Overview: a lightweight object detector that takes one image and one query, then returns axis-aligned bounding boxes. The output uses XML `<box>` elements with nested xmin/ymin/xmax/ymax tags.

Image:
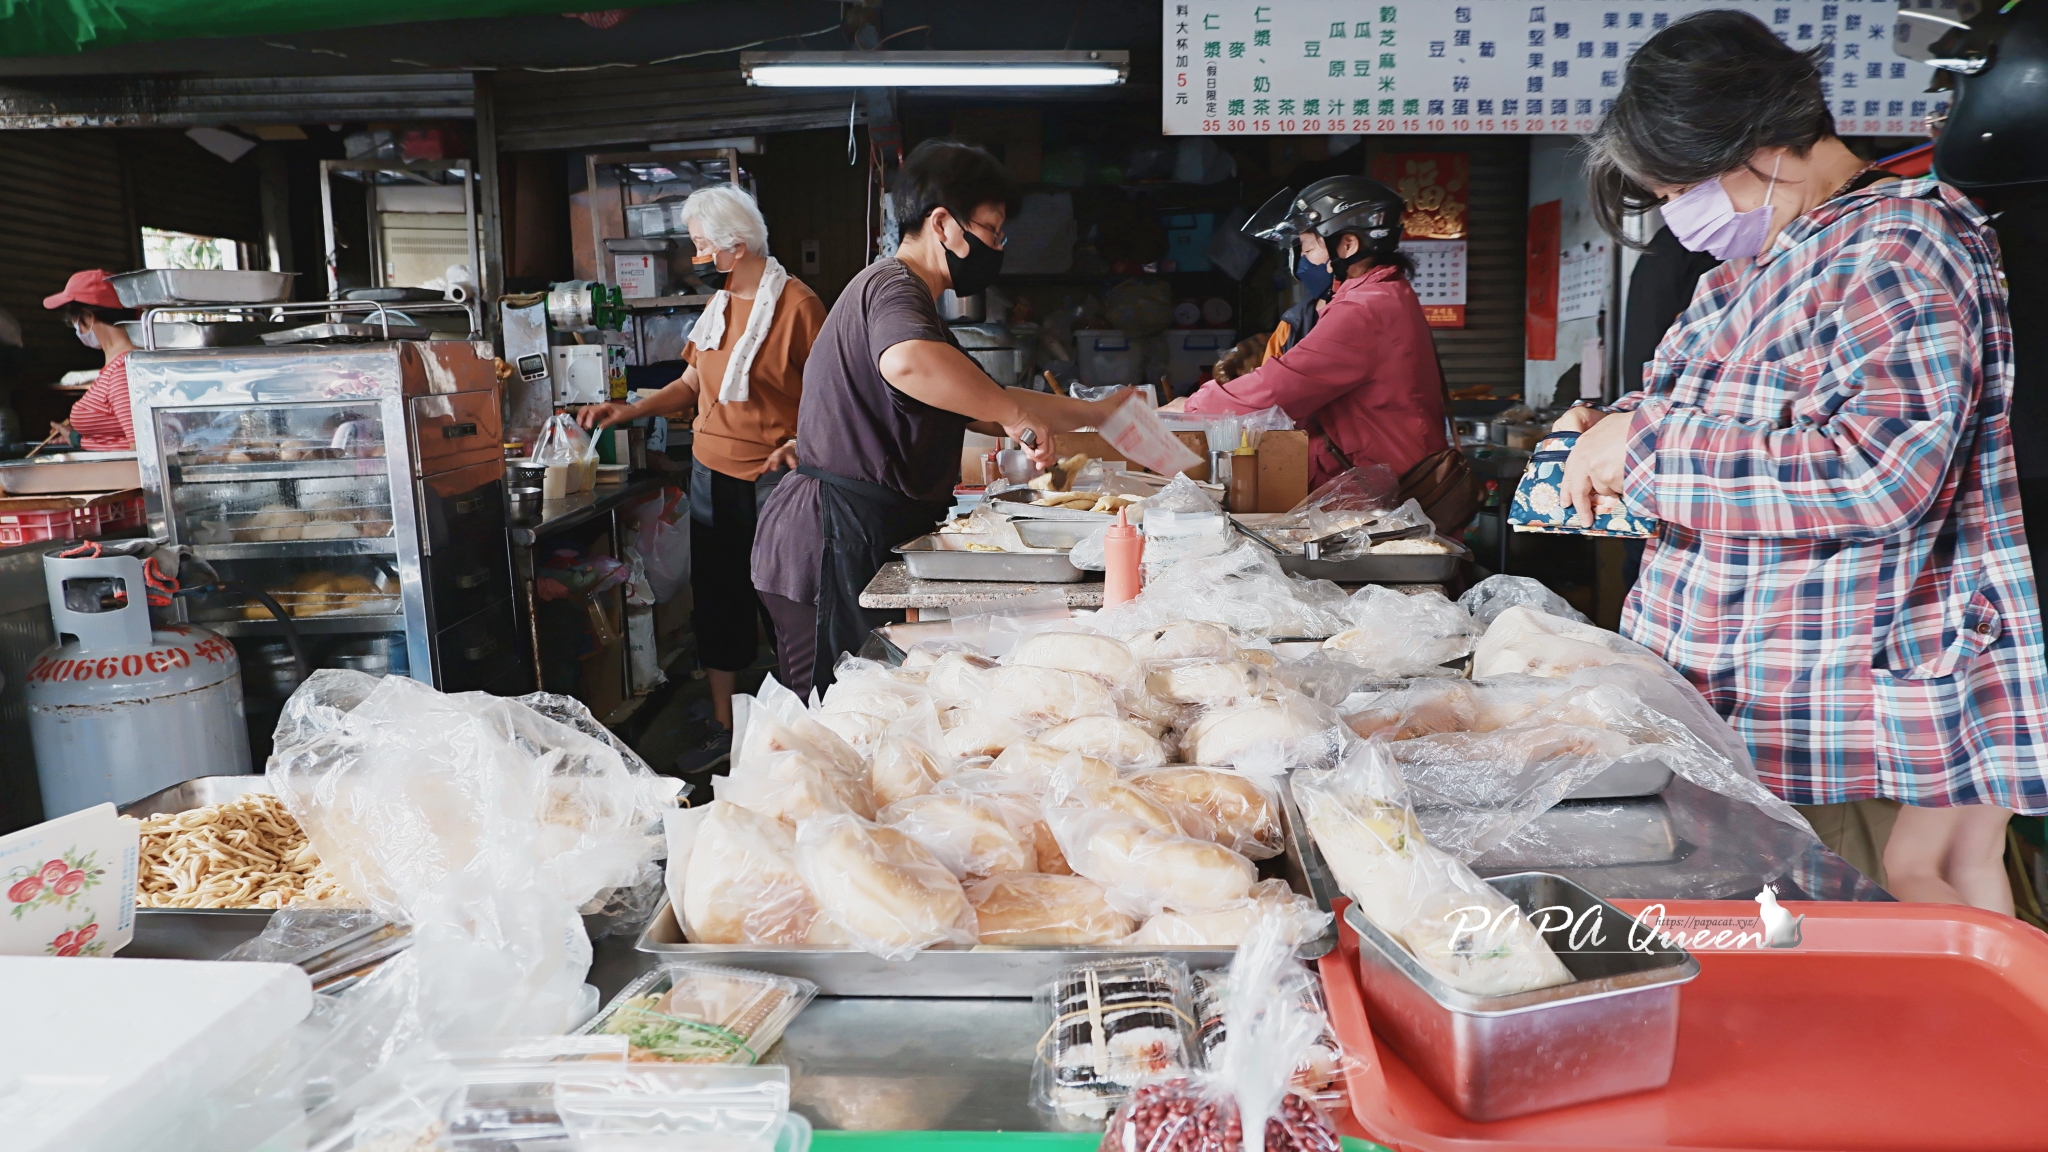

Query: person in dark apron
<box><xmin>751</xmin><ymin>139</ymin><xmax>1133</xmax><ymax>697</ymax></box>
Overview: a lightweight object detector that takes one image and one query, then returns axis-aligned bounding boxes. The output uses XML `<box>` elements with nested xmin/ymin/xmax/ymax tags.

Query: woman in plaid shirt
<box><xmin>1562</xmin><ymin>11</ymin><xmax>2046</xmax><ymax>914</ymax></box>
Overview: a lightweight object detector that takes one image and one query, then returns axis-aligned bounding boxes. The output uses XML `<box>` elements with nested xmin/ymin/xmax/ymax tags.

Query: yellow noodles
<box><xmin>137</xmin><ymin>791</ymin><xmax>354</xmax><ymax>909</ymax></box>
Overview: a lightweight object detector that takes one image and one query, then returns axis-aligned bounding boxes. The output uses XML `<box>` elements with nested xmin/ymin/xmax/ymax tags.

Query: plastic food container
<box><xmin>1344</xmin><ymin>871</ymin><xmax>1698</xmax><ymax>1122</ymax></box>
<box><xmin>579</xmin><ymin>962</ymin><xmax>818</xmax><ymax>1064</ymax></box>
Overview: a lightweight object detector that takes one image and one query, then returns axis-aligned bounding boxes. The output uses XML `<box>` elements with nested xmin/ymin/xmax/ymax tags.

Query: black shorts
<box><xmin>689</xmin><ymin>461</ymin><xmax>783</xmax><ymax>673</ymax></box>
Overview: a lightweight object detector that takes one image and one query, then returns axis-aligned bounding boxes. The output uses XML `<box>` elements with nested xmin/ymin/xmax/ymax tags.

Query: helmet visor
<box><xmin>1244</xmin><ymin>187</ymin><xmax>1303</xmax><ymax>243</ymax></box>
<box><xmin>1893</xmin><ymin>0</ymin><xmax>1990</xmax><ymax>69</ymax></box>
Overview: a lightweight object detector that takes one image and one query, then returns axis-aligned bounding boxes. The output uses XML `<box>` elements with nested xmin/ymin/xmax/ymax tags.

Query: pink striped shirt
<box><xmin>70</xmin><ymin>353</ymin><xmax>134</xmax><ymax>452</ymax></box>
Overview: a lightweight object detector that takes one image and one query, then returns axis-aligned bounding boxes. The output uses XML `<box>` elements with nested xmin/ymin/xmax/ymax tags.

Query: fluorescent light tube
<box><xmin>741</xmin><ymin>51</ymin><xmax>1128</xmax><ymax>88</ymax></box>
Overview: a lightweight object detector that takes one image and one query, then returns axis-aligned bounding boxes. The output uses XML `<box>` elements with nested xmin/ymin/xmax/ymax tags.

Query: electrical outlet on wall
<box><xmin>801</xmin><ymin>239</ymin><xmax>821</xmax><ymax>276</ymax></box>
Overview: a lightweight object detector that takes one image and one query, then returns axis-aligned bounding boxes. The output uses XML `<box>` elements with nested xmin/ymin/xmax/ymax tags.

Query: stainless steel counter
<box><xmin>507</xmin><ymin>474</ymin><xmax>672</xmax><ymax>547</ymax></box>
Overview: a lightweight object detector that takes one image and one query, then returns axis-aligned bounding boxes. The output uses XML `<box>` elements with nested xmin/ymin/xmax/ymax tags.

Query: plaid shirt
<box><xmin>1614</xmin><ymin>177</ymin><xmax>2048</xmax><ymax>811</ymax></box>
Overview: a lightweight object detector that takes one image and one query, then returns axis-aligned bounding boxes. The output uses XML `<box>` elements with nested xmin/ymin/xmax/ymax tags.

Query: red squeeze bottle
<box><xmin>1103</xmin><ymin>506</ymin><xmax>1144</xmax><ymax>606</ymax></box>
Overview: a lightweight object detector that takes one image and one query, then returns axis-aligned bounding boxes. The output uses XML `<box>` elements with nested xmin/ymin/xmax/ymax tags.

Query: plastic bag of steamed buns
<box><xmin>664</xmin><ymin>624</ymin><xmax>1341</xmax><ymax>960</ymax></box>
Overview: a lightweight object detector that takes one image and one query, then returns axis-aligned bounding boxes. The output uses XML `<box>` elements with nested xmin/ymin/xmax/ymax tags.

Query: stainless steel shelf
<box><xmin>201</xmin><ymin>613</ymin><xmax>406</xmax><ymax>637</ymax></box>
<box><xmin>191</xmin><ymin>539</ymin><xmax>401</xmax><ymax>561</ymax></box>
<box><xmin>172</xmin><ymin>458</ymin><xmax>392</xmax><ymax>484</ymax></box>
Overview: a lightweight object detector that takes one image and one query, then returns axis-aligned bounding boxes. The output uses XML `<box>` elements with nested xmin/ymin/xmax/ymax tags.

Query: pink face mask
<box><xmin>1662</xmin><ymin>154</ymin><xmax>1782</xmax><ymax>260</ymax></box>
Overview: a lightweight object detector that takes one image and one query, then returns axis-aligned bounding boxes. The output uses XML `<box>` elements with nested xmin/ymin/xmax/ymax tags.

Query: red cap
<box><xmin>43</xmin><ymin>269</ymin><xmax>122</xmax><ymax>311</ymax></box>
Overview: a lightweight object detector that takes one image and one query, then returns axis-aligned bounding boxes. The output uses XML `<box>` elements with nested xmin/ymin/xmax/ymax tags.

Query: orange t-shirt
<box><xmin>683</xmin><ymin>279</ymin><xmax>826</xmax><ymax>481</ymax></box>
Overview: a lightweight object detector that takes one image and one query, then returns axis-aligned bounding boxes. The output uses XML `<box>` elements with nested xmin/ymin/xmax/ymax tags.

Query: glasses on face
<box><xmin>963</xmin><ymin>215</ymin><xmax>1009</xmax><ymax>250</ymax></box>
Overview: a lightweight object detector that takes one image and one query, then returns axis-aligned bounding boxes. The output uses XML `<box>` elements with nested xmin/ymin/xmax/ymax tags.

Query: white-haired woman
<box><xmin>581</xmin><ymin>183</ymin><xmax>824</xmax><ymax>756</ymax></box>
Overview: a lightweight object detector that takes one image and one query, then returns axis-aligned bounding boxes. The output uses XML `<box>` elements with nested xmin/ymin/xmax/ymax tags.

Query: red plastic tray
<box><xmin>1319</xmin><ymin>899</ymin><xmax>2048</xmax><ymax>1151</ymax></box>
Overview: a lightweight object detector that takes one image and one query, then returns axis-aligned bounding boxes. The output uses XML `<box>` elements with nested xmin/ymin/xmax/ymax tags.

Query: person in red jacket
<box><xmin>1183</xmin><ymin>176</ymin><xmax>1447</xmax><ymax>487</ymax></box>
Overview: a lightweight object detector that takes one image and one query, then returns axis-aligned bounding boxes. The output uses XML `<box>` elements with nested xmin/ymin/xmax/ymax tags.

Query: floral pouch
<box><xmin>1508</xmin><ymin>431</ymin><xmax>1657</xmax><ymax>538</ymax></box>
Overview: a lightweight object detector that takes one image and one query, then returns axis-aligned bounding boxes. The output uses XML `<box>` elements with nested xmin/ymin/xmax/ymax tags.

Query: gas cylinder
<box><xmin>26</xmin><ymin>551</ymin><xmax>250</xmax><ymax>818</ymax></box>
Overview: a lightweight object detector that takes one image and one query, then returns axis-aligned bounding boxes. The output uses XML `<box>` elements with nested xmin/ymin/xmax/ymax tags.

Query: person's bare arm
<box><xmin>879</xmin><ymin>340</ymin><xmax>1058</xmax><ymax>465</ymax></box>
<box><xmin>577</xmin><ymin>365</ymin><xmax>702</xmax><ymax>431</ymax></box>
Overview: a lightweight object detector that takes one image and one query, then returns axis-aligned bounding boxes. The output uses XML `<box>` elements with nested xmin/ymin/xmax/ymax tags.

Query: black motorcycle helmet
<box><xmin>1243</xmin><ymin>175</ymin><xmax>1406</xmax><ymax>276</ymax></box>
<box><xmin>1907</xmin><ymin>0</ymin><xmax>2048</xmax><ymax>190</ymax></box>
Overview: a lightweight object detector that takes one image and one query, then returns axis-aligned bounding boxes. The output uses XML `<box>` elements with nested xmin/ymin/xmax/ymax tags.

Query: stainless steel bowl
<box><xmin>508</xmin><ymin>486</ymin><xmax>545</xmax><ymax>521</ymax></box>
<box><xmin>967</xmin><ymin>346</ymin><xmax>1028</xmax><ymax>386</ymax></box>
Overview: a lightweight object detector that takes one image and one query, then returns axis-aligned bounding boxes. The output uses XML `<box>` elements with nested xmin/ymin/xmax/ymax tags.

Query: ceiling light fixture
<box><xmin>740</xmin><ymin>50</ymin><xmax>1129</xmax><ymax>88</ymax></box>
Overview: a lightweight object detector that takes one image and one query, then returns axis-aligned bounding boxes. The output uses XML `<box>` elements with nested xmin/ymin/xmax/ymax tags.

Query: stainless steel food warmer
<box><xmin>127</xmin><ymin>340</ymin><xmax>525</xmax><ymax>701</ymax></box>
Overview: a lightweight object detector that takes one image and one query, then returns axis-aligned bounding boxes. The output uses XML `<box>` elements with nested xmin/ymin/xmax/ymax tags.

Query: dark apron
<box><xmin>800</xmin><ymin>463</ymin><xmax>951</xmax><ymax>692</ymax></box>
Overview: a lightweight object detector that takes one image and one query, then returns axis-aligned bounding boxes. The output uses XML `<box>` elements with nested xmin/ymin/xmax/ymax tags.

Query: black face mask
<box><xmin>692</xmin><ymin>259</ymin><xmax>727</xmax><ymax>291</ymax></box>
<box><xmin>943</xmin><ymin>226</ymin><xmax>1005</xmax><ymax>298</ymax></box>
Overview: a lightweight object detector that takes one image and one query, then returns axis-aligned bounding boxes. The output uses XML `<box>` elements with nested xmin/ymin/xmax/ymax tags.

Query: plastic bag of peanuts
<box><xmin>1095</xmin><ymin>913</ymin><xmax>1344</xmax><ymax>1152</ymax></box>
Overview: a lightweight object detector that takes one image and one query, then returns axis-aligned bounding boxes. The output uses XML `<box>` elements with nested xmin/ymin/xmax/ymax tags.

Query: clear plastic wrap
<box><xmin>1470</xmin><ymin>604</ymin><xmax>1672</xmax><ymax>679</ymax></box>
<box><xmin>923</xmin><ymin>649</ymin><xmax>1001</xmax><ymax>703</ymax></box>
<box><xmin>1043</xmin><ymin>805</ymin><xmax>1257</xmax><ymax>919</ymax></box>
<box><xmin>1457</xmin><ymin>573</ymin><xmax>1591</xmax><ymax>628</ymax></box>
<box><xmin>791</xmin><ymin>813</ymin><xmax>978</xmax><ymax>960</ymax></box>
<box><xmin>578</xmin><ymin>962</ymin><xmax>817</xmax><ymax>1065</ymax></box>
<box><xmin>1192</xmin><ymin>961</ymin><xmax>1343</xmax><ymax>1103</ymax></box>
<box><xmin>938</xmin><ymin>706</ymin><xmax>1036</xmax><ymax>760</ymax></box>
<box><xmin>552</xmin><ymin>1065</ymin><xmax>811</xmax><ymax>1152</ymax></box>
<box><xmin>1097</xmin><ymin>916</ymin><xmax>1343</xmax><ymax>1152</ymax></box>
<box><xmin>666</xmin><ymin>801</ymin><xmax>838</xmax><ymax>946</ymax></box>
<box><xmin>1291</xmin><ymin>742</ymin><xmax>1573</xmax><ymax>998</ymax></box>
<box><xmin>968</xmin><ymin>872</ymin><xmax>1138</xmax><ymax>945</ymax></box>
<box><xmin>1122</xmin><ymin>878</ymin><xmax>1330</xmax><ymax>948</ymax></box>
<box><xmin>983</xmin><ymin>664</ymin><xmax>1122</xmax><ymax>726</ymax></box>
<box><xmin>1032</xmin><ymin>956</ymin><xmax>1196</xmax><ymax>1129</ymax></box>
<box><xmin>1046</xmin><ymin>754</ymin><xmax>1183</xmax><ymax>834</ymax></box>
<box><xmin>1090</xmin><ymin>543</ymin><xmax>1352</xmax><ymax>642</ymax></box>
<box><xmin>1124</xmin><ymin>620</ymin><xmax>1242</xmax><ymax>663</ymax></box>
<box><xmin>531</xmin><ymin>412</ymin><xmax>599</xmax><ymax>497</ymax></box>
<box><xmin>1145</xmin><ymin>657</ymin><xmax>1272</xmax><ymax>706</ymax></box>
<box><xmin>987</xmin><ymin>742</ymin><xmax>1121</xmax><ymax>796</ymax></box>
<box><xmin>267</xmin><ymin>671</ymin><xmax>676</xmax><ymax>1035</ymax></box>
<box><xmin>867</xmin><ymin>702</ymin><xmax>954</xmax><ymax>808</ymax></box>
<box><xmin>1037</xmin><ymin>714</ymin><xmax>1174</xmax><ymax>770</ymax></box>
<box><xmin>1177</xmin><ymin>692</ymin><xmax>1346</xmax><ymax>772</ymax></box>
<box><xmin>876</xmin><ymin>790</ymin><xmax>1038</xmax><ymax>880</ymax></box>
<box><xmin>725</xmin><ymin>678</ymin><xmax>877</xmax><ymax>821</ymax></box>
<box><xmin>1322</xmin><ymin>586</ymin><xmax>1477</xmax><ymax>677</ymax></box>
<box><xmin>1126</xmin><ymin>766</ymin><xmax>1283</xmax><ymax>859</ymax></box>
<box><xmin>1005</xmin><ymin>627</ymin><xmax>1143</xmax><ymax>690</ymax></box>
<box><xmin>1289</xmin><ymin>463</ymin><xmax>1400</xmax><ymax>532</ymax></box>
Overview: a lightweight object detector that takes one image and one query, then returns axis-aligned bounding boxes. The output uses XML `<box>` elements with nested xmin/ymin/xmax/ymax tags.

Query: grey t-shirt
<box><xmin>752</xmin><ymin>259</ymin><xmax>972</xmax><ymax>604</ymax></box>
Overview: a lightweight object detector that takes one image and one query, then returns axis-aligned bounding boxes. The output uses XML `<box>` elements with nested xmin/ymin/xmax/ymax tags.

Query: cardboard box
<box><xmin>1050</xmin><ymin>430</ymin><xmax>1213</xmax><ymax>482</ymax></box>
<box><xmin>1254</xmin><ymin>429</ymin><xmax>1310</xmax><ymax>512</ymax></box>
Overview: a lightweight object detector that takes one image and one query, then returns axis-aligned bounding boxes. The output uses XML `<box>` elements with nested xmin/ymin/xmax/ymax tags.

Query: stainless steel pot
<box><xmin>938</xmin><ymin>290</ymin><xmax>984</xmax><ymax>322</ymax></box>
<box><xmin>966</xmin><ymin>346</ymin><xmax>1028</xmax><ymax>386</ymax></box>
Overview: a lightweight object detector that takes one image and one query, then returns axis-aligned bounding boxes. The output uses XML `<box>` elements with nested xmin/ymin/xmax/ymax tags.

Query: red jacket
<box><xmin>1186</xmin><ymin>264</ymin><xmax>1447</xmax><ymax>488</ymax></box>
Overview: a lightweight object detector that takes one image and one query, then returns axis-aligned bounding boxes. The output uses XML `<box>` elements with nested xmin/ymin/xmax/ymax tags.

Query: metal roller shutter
<box><xmin>0</xmin><ymin>129</ymin><xmax>135</xmax><ymax>382</ymax></box>
<box><xmin>0</xmin><ymin>74</ymin><xmax>474</xmax><ymax>129</ymax></box>
<box><xmin>1363</xmin><ymin>136</ymin><xmax>1529</xmax><ymax>397</ymax></box>
<box><xmin>493</xmin><ymin>66</ymin><xmax>860</xmax><ymax>153</ymax></box>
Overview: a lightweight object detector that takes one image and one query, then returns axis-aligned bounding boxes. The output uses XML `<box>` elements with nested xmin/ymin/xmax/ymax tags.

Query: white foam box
<box><xmin>0</xmin><ymin>956</ymin><xmax>313</xmax><ymax>1152</ymax></box>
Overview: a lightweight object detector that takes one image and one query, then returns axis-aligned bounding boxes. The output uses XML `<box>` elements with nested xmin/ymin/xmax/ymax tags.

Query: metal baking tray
<box><xmin>262</xmin><ymin>322</ymin><xmax>433</xmax><ymax>345</ymax></box>
<box><xmin>121</xmin><ymin>320</ymin><xmax>294</xmax><ymax>350</ymax></box>
<box><xmin>1012</xmin><ymin>519</ymin><xmax>1097</xmax><ymax>550</ymax></box>
<box><xmin>1274</xmin><ymin>535</ymin><xmax>1472</xmax><ymax>583</ymax></box>
<box><xmin>1345</xmin><ymin>871</ymin><xmax>1699</xmax><ymax>1122</ymax></box>
<box><xmin>119</xmin><ymin>773</ymin><xmax>273</xmax><ymax>818</ymax></box>
<box><xmin>0</xmin><ymin>452</ymin><xmax>141</xmax><ymax>495</ymax></box>
<box><xmin>120</xmin><ymin>775</ymin><xmax>278</xmax><ymax>956</ymax></box>
<box><xmin>109</xmin><ymin>268</ymin><xmax>294</xmax><ymax>307</ymax></box>
<box><xmin>639</xmin><ymin>796</ymin><xmax>1339</xmax><ymax>996</ymax></box>
<box><xmin>894</xmin><ymin>534</ymin><xmax>1088</xmax><ymax>583</ymax></box>
<box><xmin>1469</xmin><ymin>798</ymin><xmax>1684</xmax><ymax>873</ymax></box>
<box><xmin>1567</xmin><ymin>755</ymin><xmax>1676</xmax><ymax>800</ymax></box>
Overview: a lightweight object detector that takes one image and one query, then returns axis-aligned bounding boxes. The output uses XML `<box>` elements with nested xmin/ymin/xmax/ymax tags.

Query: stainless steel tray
<box><xmin>1012</xmin><ymin>519</ymin><xmax>1097</xmax><ymax>550</ymax></box>
<box><xmin>1470</xmin><ymin>798</ymin><xmax>1684</xmax><ymax>873</ymax></box>
<box><xmin>109</xmin><ymin>268</ymin><xmax>293</xmax><ymax>307</ymax></box>
<box><xmin>1567</xmin><ymin>755</ymin><xmax>1676</xmax><ymax>800</ymax></box>
<box><xmin>894</xmin><ymin>534</ymin><xmax>1088</xmax><ymax>584</ymax></box>
<box><xmin>262</xmin><ymin>322</ymin><xmax>433</xmax><ymax>345</ymax></box>
<box><xmin>1275</xmin><ymin>535</ymin><xmax>1471</xmax><ymax>583</ymax></box>
<box><xmin>120</xmin><ymin>319</ymin><xmax>293</xmax><ymax>349</ymax></box>
<box><xmin>640</xmin><ymin>794</ymin><xmax>1338</xmax><ymax>996</ymax></box>
<box><xmin>0</xmin><ymin>452</ymin><xmax>141</xmax><ymax>495</ymax></box>
<box><xmin>1346</xmin><ymin>871</ymin><xmax>1699</xmax><ymax>1121</ymax></box>
<box><xmin>118</xmin><ymin>773</ymin><xmax>272</xmax><ymax>818</ymax></box>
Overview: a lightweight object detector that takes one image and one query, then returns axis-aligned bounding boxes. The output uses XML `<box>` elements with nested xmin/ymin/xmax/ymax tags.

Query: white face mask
<box><xmin>74</xmin><ymin>323</ymin><xmax>100</xmax><ymax>351</ymax></box>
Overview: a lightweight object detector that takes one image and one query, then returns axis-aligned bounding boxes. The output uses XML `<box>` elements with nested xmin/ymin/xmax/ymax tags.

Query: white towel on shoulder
<box><xmin>685</xmin><ymin>256</ymin><xmax>789</xmax><ymax>404</ymax></box>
